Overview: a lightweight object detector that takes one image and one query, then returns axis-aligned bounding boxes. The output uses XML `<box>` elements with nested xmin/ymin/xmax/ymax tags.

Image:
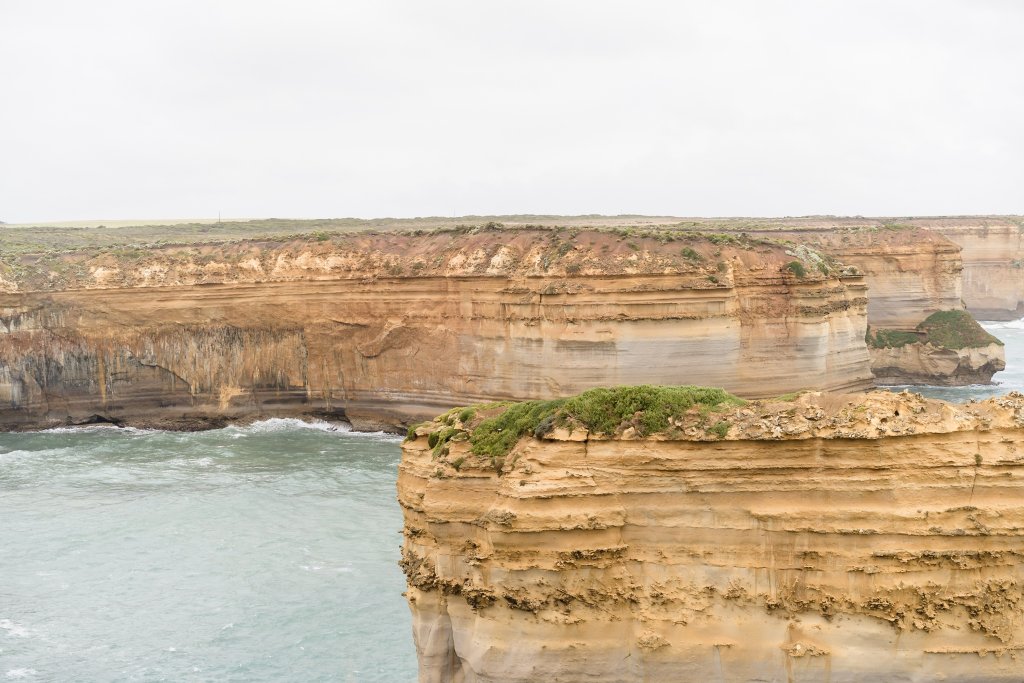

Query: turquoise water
<box><xmin>881</xmin><ymin>320</ymin><xmax>1024</xmax><ymax>401</ymax></box>
<box><xmin>0</xmin><ymin>420</ymin><xmax>415</xmax><ymax>683</ymax></box>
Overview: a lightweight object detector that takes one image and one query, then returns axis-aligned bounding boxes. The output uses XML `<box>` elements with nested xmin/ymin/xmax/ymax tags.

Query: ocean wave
<box><xmin>981</xmin><ymin>318</ymin><xmax>1024</xmax><ymax>331</ymax></box>
<box><xmin>230</xmin><ymin>418</ymin><xmax>352</xmax><ymax>434</ymax></box>
<box><xmin>39</xmin><ymin>425</ymin><xmax>155</xmax><ymax>435</ymax></box>
<box><xmin>229</xmin><ymin>418</ymin><xmax>403</xmax><ymax>441</ymax></box>
<box><xmin>5</xmin><ymin>670</ymin><xmax>38</xmax><ymax>680</ymax></box>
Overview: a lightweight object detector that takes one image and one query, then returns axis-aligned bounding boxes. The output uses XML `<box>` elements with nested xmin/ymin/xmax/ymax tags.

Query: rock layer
<box><xmin>761</xmin><ymin>226</ymin><xmax>1005</xmax><ymax>385</ymax></box>
<box><xmin>869</xmin><ymin>341</ymin><xmax>1006</xmax><ymax>385</ymax></box>
<box><xmin>0</xmin><ymin>229</ymin><xmax>872</xmax><ymax>430</ymax></box>
<box><xmin>927</xmin><ymin>219</ymin><xmax>1024</xmax><ymax>320</ymax></box>
<box><xmin>400</xmin><ymin>390</ymin><xmax>1024</xmax><ymax>683</ymax></box>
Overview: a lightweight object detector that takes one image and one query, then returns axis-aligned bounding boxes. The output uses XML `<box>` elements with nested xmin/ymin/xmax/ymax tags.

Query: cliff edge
<box><xmin>400</xmin><ymin>386</ymin><xmax>1024</xmax><ymax>682</ymax></box>
<box><xmin>0</xmin><ymin>226</ymin><xmax>871</xmax><ymax>430</ymax></box>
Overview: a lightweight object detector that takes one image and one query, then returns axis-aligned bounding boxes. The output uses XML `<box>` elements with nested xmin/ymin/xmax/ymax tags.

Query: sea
<box><xmin>2</xmin><ymin>320</ymin><xmax>1023</xmax><ymax>682</ymax></box>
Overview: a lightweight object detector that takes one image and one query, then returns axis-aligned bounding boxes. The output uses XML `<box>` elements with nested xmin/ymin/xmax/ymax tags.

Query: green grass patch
<box><xmin>773</xmin><ymin>390</ymin><xmax>806</xmax><ymax>402</ymax></box>
<box><xmin>709</xmin><ymin>421</ymin><xmax>731</xmax><ymax>439</ymax></box>
<box><xmin>866</xmin><ymin>327</ymin><xmax>921</xmax><ymax>349</ymax></box>
<box><xmin>916</xmin><ymin>310</ymin><xmax>1003</xmax><ymax>349</ymax></box>
<box><xmin>866</xmin><ymin>311</ymin><xmax>1003</xmax><ymax>350</ymax></box>
<box><xmin>466</xmin><ymin>385</ymin><xmax>745</xmax><ymax>458</ymax></box>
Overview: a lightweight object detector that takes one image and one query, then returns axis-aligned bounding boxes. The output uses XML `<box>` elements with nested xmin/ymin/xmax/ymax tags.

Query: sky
<box><xmin>1</xmin><ymin>0</ymin><xmax>1021</xmax><ymax>222</ymax></box>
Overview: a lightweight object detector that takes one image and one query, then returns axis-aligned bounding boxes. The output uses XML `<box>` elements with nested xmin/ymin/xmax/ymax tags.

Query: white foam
<box><xmin>982</xmin><ymin>318</ymin><xmax>1024</xmax><ymax>331</ymax></box>
<box><xmin>5</xmin><ymin>670</ymin><xmax>37</xmax><ymax>679</ymax></box>
<box><xmin>0</xmin><ymin>619</ymin><xmax>33</xmax><ymax>638</ymax></box>
<box><xmin>39</xmin><ymin>425</ymin><xmax>154</xmax><ymax>435</ymax></box>
<box><xmin>234</xmin><ymin>418</ymin><xmax>351</xmax><ymax>434</ymax></box>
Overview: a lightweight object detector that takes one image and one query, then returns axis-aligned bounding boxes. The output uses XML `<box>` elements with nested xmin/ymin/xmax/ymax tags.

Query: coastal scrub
<box><xmin>464</xmin><ymin>385</ymin><xmax>745</xmax><ymax>458</ymax></box>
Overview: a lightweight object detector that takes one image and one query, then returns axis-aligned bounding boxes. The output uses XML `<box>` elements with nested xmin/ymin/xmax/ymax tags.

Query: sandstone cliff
<box><xmin>0</xmin><ymin>228</ymin><xmax>871</xmax><ymax>430</ymax></box>
<box><xmin>923</xmin><ymin>218</ymin><xmax>1024</xmax><ymax>320</ymax></box>
<box><xmin>400</xmin><ymin>387</ymin><xmax>1024</xmax><ymax>682</ymax></box>
<box><xmin>748</xmin><ymin>225</ymin><xmax>1005</xmax><ymax>385</ymax></box>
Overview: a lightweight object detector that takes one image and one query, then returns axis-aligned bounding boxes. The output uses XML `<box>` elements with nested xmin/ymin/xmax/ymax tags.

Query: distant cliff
<box><xmin>924</xmin><ymin>218</ymin><xmax>1024</xmax><ymax>320</ymax></box>
<box><xmin>401</xmin><ymin>387</ymin><xmax>1024</xmax><ymax>682</ymax></box>
<box><xmin>0</xmin><ymin>227</ymin><xmax>871</xmax><ymax>430</ymax></box>
<box><xmin>734</xmin><ymin>223</ymin><xmax>1005</xmax><ymax>385</ymax></box>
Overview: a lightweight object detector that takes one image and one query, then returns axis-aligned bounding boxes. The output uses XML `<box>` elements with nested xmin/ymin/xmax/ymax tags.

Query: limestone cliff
<box><xmin>0</xmin><ymin>228</ymin><xmax>871</xmax><ymax>430</ymax></box>
<box><xmin>755</xmin><ymin>225</ymin><xmax>1005</xmax><ymax>385</ymax></box>
<box><xmin>924</xmin><ymin>218</ymin><xmax>1024</xmax><ymax>320</ymax></box>
<box><xmin>400</xmin><ymin>388</ymin><xmax>1024</xmax><ymax>682</ymax></box>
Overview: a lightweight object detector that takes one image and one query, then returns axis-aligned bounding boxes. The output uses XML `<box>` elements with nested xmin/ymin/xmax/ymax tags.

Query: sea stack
<box><xmin>400</xmin><ymin>387</ymin><xmax>1024</xmax><ymax>682</ymax></box>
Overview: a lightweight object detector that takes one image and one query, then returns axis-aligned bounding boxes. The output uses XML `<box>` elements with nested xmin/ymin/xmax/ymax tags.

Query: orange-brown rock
<box><xmin>400</xmin><ymin>390</ymin><xmax>1024</xmax><ymax>682</ymax></box>
<box><xmin>0</xmin><ymin>229</ymin><xmax>872</xmax><ymax>430</ymax></box>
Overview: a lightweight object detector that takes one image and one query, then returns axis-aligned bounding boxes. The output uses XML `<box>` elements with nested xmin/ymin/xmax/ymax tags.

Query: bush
<box><xmin>680</xmin><ymin>247</ymin><xmax>703</xmax><ymax>261</ymax></box>
<box><xmin>784</xmin><ymin>261</ymin><xmax>806</xmax><ymax>278</ymax></box>
<box><xmin>469</xmin><ymin>399</ymin><xmax>565</xmax><ymax>459</ymax></box>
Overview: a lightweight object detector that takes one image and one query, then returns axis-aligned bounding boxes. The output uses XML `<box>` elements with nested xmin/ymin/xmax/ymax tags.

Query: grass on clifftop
<box><xmin>867</xmin><ymin>310</ymin><xmax>1002</xmax><ymax>350</ymax></box>
<box><xmin>916</xmin><ymin>310</ymin><xmax>1002</xmax><ymax>349</ymax></box>
<box><xmin>465</xmin><ymin>385</ymin><xmax>746</xmax><ymax>458</ymax></box>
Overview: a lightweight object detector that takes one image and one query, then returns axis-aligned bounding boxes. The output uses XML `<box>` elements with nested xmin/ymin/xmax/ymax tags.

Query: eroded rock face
<box><xmin>766</xmin><ymin>226</ymin><xmax>1006</xmax><ymax>385</ymax></box>
<box><xmin>400</xmin><ymin>391</ymin><xmax>1024</xmax><ymax>682</ymax></box>
<box><xmin>870</xmin><ymin>342</ymin><xmax>1007</xmax><ymax>386</ymax></box>
<box><xmin>928</xmin><ymin>220</ymin><xmax>1024</xmax><ymax>320</ymax></box>
<box><xmin>0</xmin><ymin>230</ymin><xmax>872</xmax><ymax>430</ymax></box>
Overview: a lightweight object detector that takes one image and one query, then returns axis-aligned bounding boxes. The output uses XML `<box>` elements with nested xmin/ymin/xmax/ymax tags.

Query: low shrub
<box><xmin>784</xmin><ymin>261</ymin><xmax>806</xmax><ymax>278</ymax></box>
<box><xmin>467</xmin><ymin>385</ymin><xmax>745</xmax><ymax>458</ymax></box>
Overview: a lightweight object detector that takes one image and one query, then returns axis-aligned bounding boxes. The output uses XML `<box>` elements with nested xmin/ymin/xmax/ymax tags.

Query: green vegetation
<box><xmin>467</xmin><ymin>385</ymin><xmax>745</xmax><ymax>458</ymax></box>
<box><xmin>866</xmin><ymin>310</ymin><xmax>1003</xmax><ymax>350</ymax></box>
<box><xmin>916</xmin><ymin>310</ymin><xmax>1003</xmax><ymax>349</ymax></box>
<box><xmin>680</xmin><ymin>247</ymin><xmax>703</xmax><ymax>261</ymax></box>
<box><xmin>866</xmin><ymin>327</ymin><xmax>921</xmax><ymax>349</ymax></box>
<box><xmin>709</xmin><ymin>421</ymin><xmax>731</xmax><ymax>439</ymax></box>
<box><xmin>784</xmin><ymin>261</ymin><xmax>807</xmax><ymax>278</ymax></box>
<box><xmin>458</xmin><ymin>407</ymin><xmax>475</xmax><ymax>423</ymax></box>
<box><xmin>773</xmin><ymin>390</ymin><xmax>806</xmax><ymax>402</ymax></box>
<box><xmin>468</xmin><ymin>399</ymin><xmax>564</xmax><ymax>459</ymax></box>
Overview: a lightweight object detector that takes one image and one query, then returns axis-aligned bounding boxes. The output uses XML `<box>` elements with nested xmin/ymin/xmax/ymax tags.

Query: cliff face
<box><xmin>0</xmin><ymin>229</ymin><xmax>871</xmax><ymax>430</ymax></box>
<box><xmin>767</xmin><ymin>226</ymin><xmax>1004</xmax><ymax>385</ymax></box>
<box><xmin>774</xmin><ymin>227</ymin><xmax>964</xmax><ymax>329</ymax></box>
<box><xmin>869</xmin><ymin>342</ymin><xmax>1006</xmax><ymax>385</ymax></box>
<box><xmin>927</xmin><ymin>220</ymin><xmax>1024</xmax><ymax>320</ymax></box>
<box><xmin>400</xmin><ymin>390</ymin><xmax>1024</xmax><ymax>683</ymax></box>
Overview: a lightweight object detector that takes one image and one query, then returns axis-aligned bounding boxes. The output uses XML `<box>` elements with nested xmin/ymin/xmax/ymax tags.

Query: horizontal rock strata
<box><xmin>400</xmin><ymin>390</ymin><xmax>1024</xmax><ymax>682</ymax></box>
<box><xmin>752</xmin><ymin>225</ymin><xmax>1005</xmax><ymax>385</ymax></box>
<box><xmin>0</xmin><ymin>229</ymin><xmax>871</xmax><ymax>430</ymax></box>
<box><xmin>928</xmin><ymin>219</ymin><xmax>1024</xmax><ymax>320</ymax></box>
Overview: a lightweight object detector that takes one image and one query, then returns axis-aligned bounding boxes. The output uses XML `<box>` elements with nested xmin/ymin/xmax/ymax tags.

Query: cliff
<box><xmin>400</xmin><ymin>387</ymin><xmax>1024</xmax><ymax>683</ymax></box>
<box><xmin>923</xmin><ymin>218</ymin><xmax>1024</xmax><ymax>320</ymax></box>
<box><xmin>0</xmin><ymin>227</ymin><xmax>871</xmax><ymax>430</ymax></box>
<box><xmin>752</xmin><ymin>225</ymin><xmax>1005</xmax><ymax>385</ymax></box>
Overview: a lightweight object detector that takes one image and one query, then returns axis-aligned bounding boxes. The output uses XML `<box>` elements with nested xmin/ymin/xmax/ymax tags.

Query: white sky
<box><xmin>1</xmin><ymin>0</ymin><xmax>1021</xmax><ymax>222</ymax></box>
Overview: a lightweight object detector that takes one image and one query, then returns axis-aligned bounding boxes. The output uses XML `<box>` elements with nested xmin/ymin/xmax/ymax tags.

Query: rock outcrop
<box><xmin>0</xmin><ymin>228</ymin><xmax>872</xmax><ymax>430</ymax></box>
<box><xmin>400</xmin><ymin>388</ymin><xmax>1024</xmax><ymax>682</ymax></box>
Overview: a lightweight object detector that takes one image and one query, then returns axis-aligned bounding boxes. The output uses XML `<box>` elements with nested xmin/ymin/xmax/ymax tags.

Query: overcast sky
<box><xmin>1</xmin><ymin>0</ymin><xmax>1021</xmax><ymax>222</ymax></box>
